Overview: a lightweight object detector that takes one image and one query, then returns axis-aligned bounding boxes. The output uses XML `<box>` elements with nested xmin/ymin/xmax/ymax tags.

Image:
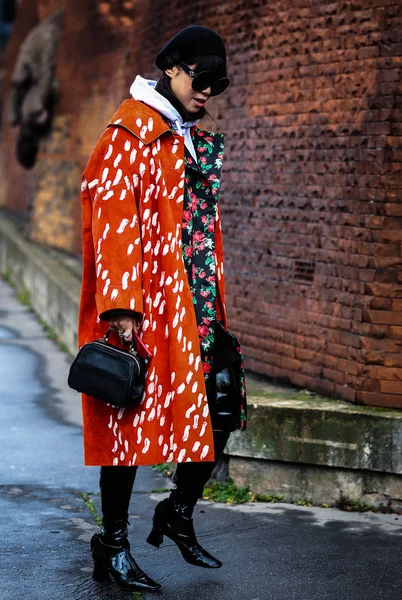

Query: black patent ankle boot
<box><xmin>147</xmin><ymin>489</ymin><xmax>222</xmax><ymax>569</ymax></box>
<box><xmin>91</xmin><ymin>521</ymin><xmax>161</xmax><ymax>592</ymax></box>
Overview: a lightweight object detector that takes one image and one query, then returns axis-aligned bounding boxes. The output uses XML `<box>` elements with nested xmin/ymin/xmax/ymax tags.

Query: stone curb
<box><xmin>228</xmin><ymin>396</ymin><xmax>402</xmax><ymax>474</ymax></box>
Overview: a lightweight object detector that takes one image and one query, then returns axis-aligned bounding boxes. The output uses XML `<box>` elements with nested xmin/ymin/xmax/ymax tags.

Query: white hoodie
<box><xmin>129</xmin><ymin>75</ymin><xmax>199</xmax><ymax>162</ymax></box>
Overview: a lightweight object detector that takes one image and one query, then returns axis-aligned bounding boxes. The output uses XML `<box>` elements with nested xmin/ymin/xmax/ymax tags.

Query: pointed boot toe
<box><xmin>91</xmin><ymin>533</ymin><xmax>161</xmax><ymax>591</ymax></box>
<box><xmin>179</xmin><ymin>539</ymin><xmax>222</xmax><ymax>568</ymax></box>
<box><xmin>147</xmin><ymin>496</ymin><xmax>222</xmax><ymax>569</ymax></box>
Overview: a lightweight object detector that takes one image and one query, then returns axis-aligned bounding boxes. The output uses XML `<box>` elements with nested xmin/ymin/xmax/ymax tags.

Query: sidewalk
<box><xmin>1</xmin><ymin>276</ymin><xmax>402</xmax><ymax>600</ymax></box>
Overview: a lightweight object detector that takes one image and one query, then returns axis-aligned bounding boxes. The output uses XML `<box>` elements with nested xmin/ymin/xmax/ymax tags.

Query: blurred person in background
<box><xmin>79</xmin><ymin>25</ymin><xmax>247</xmax><ymax>592</ymax></box>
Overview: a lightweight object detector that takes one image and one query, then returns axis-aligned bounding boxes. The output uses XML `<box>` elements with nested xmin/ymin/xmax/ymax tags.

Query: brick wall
<box><xmin>1</xmin><ymin>0</ymin><xmax>402</xmax><ymax>407</ymax></box>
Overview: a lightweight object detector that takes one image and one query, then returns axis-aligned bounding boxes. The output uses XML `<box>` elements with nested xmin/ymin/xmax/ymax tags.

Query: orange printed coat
<box><xmin>79</xmin><ymin>99</ymin><xmax>229</xmax><ymax>466</ymax></box>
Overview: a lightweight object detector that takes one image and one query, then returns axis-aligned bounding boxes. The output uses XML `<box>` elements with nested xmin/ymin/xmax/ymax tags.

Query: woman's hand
<box><xmin>108</xmin><ymin>314</ymin><xmax>141</xmax><ymax>343</ymax></box>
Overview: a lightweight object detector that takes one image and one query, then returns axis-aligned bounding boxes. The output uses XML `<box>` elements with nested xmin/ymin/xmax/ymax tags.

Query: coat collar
<box><xmin>107</xmin><ymin>99</ymin><xmax>171</xmax><ymax>145</ymax></box>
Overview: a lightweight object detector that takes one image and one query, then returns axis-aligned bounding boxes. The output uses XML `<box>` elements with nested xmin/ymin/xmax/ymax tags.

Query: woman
<box><xmin>79</xmin><ymin>25</ymin><xmax>247</xmax><ymax>592</ymax></box>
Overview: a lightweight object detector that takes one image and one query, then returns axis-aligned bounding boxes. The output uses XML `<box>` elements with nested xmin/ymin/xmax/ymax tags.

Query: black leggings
<box><xmin>99</xmin><ymin>430</ymin><xmax>230</xmax><ymax>525</ymax></box>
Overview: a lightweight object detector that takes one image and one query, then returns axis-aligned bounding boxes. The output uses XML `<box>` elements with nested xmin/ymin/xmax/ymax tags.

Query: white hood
<box><xmin>129</xmin><ymin>75</ymin><xmax>199</xmax><ymax>162</ymax></box>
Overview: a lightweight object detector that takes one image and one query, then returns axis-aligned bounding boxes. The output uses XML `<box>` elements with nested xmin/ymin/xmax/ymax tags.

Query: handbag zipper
<box><xmin>82</xmin><ymin>341</ymin><xmax>142</xmax><ymax>373</ymax></box>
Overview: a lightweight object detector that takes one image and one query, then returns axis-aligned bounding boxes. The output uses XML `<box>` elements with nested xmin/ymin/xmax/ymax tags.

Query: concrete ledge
<box><xmin>227</xmin><ymin>396</ymin><xmax>402</xmax><ymax>475</ymax></box>
<box><xmin>0</xmin><ymin>214</ymin><xmax>80</xmax><ymax>354</ymax></box>
<box><xmin>229</xmin><ymin>457</ymin><xmax>402</xmax><ymax>507</ymax></box>
<box><xmin>226</xmin><ymin>394</ymin><xmax>402</xmax><ymax>505</ymax></box>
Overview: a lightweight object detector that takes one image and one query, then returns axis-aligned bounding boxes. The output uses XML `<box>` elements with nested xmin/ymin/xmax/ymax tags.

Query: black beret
<box><xmin>155</xmin><ymin>25</ymin><xmax>226</xmax><ymax>71</ymax></box>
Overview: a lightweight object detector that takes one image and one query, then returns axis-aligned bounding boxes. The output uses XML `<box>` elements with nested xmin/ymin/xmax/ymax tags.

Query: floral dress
<box><xmin>181</xmin><ymin>129</ymin><xmax>247</xmax><ymax>429</ymax></box>
<box><xmin>181</xmin><ymin>129</ymin><xmax>223</xmax><ymax>379</ymax></box>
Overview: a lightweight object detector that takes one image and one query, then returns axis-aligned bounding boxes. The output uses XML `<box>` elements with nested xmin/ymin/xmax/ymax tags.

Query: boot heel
<box><xmin>92</xmin><ymin>562</ymin><xmax>110</xmax><ymax>582</ymax></box>
<box><xmin>146</xmin><ymin>526</ymin><xmax>163</xmax><ymax>548</ymax></box>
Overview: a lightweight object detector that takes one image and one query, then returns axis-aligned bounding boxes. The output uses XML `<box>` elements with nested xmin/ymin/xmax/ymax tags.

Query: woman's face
<box><xmin>166</xmin><ymin>64</ymin><xmax>211</xmax><ymax>114</ymax></box>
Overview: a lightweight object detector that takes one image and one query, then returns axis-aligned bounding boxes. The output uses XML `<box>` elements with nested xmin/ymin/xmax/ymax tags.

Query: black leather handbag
<box><xmin>67</xmin><ymin>329</ymin><xmax>147</xmax><ymax>408</ymax></box>
<box><xmin>207</xmin><ymin>320</ymin><xmax>244</xmax><ymax>432</ymax></box>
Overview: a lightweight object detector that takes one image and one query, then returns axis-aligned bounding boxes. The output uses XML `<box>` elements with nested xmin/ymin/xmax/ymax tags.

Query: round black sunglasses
<box><xmin>179</xmin><ymin>62</ymin><xmax>230</xmax><ymax>97</ymax></box>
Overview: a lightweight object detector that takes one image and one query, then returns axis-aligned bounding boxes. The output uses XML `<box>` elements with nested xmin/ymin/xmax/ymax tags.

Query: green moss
<box><xmin>151</xmin><ymin>488</ymin><xmax>170</xmax><ymax>494</ymax></box>
<box><xmin>2</xmin><ymin>269</ymin><xmax>12</xmax><ymax>285</ymax></box>
<box><xmin>152</xmin><ymin>463</ymin><xmax>174</xmax><ymax>478</ymax></box>
<box><xmin>59</xmin><ymin>342</ymin><xmax>71</xmax><ymax>355</ymax></box>
<box><xmin>296</xmin><ymin>499</ymin><xmax>313</xmax><ymax>507</ymax></box>
<box><xmin>254</xmin><ymin>493</ymin><xmax>284</xmax><ymax>503</ymax></box>
<box><xmin>254</xmin><ymin>391</ymin><xmax>331</xmax><ymax>402</ymax></box>
<box><xmin>337</xmin><ymin>497</ymin><xmax>372</xmax><ymax>512</ymax></box>
<box><xmin>17</xmin><ymin>287</ymin><xmax>31</xmax><ymax>306</ymax></box>
<box><xmin>1</xmin><ymin>270</ymin><xmax>31</xmax><ymax>307</ymax></box>
<box><xmin>203</xmin><ymin>478</ymin><xmax>252</xmax><ymax>505</ymax></box>
<box><xmin>37</xmin><ymin>317</ymin><xmax>73</xmax><ymax>357</ymax></box>
<box><xmin>80</xmin><ymin>492</ymin><xmax>102</xmax><ymax>527</ymax></box>
<box><xmin>358</xmin><ymin>405</ymin><xmax>402</xmax><ymax>415</ymax></box>
<box><xmin>38</xmin><ymin>317</ymin><xmax>58</xmax><ymax>340</ymax></box>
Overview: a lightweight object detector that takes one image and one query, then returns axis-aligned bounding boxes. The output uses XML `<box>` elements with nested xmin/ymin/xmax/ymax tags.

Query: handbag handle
<box><xmin>104</xmin><ymin>327</ymin><xmax>137</xmax><ymax>354</ymax></box>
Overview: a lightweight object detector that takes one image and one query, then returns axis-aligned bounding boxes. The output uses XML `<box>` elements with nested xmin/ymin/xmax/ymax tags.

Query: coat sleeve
<box><xmin>84</xmin><ymin>126</ymin><xmax>144</xmax><ymax>320</ymax></box>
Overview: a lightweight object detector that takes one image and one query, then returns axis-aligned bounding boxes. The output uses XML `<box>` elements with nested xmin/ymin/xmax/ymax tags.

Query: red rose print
<box><xmin>200</xmin><ymin>156</ymin><xmax>207</xmax><ymax>164</ymax></box>
<box><xmin>198</xmin><ymin>325</ymin><xmax>209</xmax><ymax>337</ymax></box>
<box><xmin>202</xmin><ymin>362</ymin><xmax>212</xmax><ymax>374</ymax></box>
<box><xmin>182</xmin><ymin>210</ymin><xmax>192</xmax><ymax>222</ymax></box>
<box><xmin>185</xmin><ymin>246</ymin><xmax>193</xmax><ymax>257</ymax></box>
<box><xmin>200</xmin><ymin>290</ymin><xmax>209</xmax><ymax>297</ymax></box>
<box><xmin>198</xmin><ymin>147</ymin><xmax>206</xmax><ymax>152</ymax></box>
<box><xmin>193</xmin><ymin>231</ymin><xmax>205</xmax><ymax>243</ymax></box>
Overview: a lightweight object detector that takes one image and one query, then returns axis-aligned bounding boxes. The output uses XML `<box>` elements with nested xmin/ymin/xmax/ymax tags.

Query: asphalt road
<box><xmin>1</xmin><ymin>277</ymin><xmax>402</xmax><ymax>600</ymax></box>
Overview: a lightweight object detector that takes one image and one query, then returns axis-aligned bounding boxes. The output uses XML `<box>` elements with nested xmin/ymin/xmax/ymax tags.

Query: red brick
<box><xmin>356</xmin><ymin>391</ymin><xmax>402</xmax><ymax>408</ymax></box>
<box><xmin>369</xmin><ymin>297</ymin><xmax>393</xmax><ymax>310</ymax></box>
<box><xmin>361</xmin><ymin>337</ymin><xmax>402</xmax><ymax>353</ymax></box>
<box><xmin>384</xmin><ymin>354</ymin><xmax>402</xmax><ymax>367</ymax></box>
<box><xmin>392</xmin><ymin>299</ymin><xmax>402</xmax><ymax>311</ymax></box>
<box><xmin>362</xmin><ymin>366</ymin><xmax>402</xmax><ymax>380</ymax></box>
<box><xmin>360</xmin><ymin>350</ymin><xmax>385</xmax><ymax>365</ymax></box>
<box><xmin>363</xmin><ymin>310</ymin><xmax>402</xmax><ymax>325</ymax></box>
<box><xmin>381</xmin><ymin>381</ymin><xmax>402</xmax><ymax>395</ymax></box>
<box><xmin>366</xmin><ymin>283</ymin><xmax>402</xmax><ymax>298</ymax></box>
<box><xmin>335</xmin><ymin>385</ymin><xmax>356</xmax><ymax>403</ymax></box>
<box><xmin>337</xmin><ymin>359</ymin><xmax>360</xmax><ymax>376</ymax></box>
<box><xmin>322</xmin><ymin>368</ymin><xmax>345</xmax><ymax>386</ymax></box>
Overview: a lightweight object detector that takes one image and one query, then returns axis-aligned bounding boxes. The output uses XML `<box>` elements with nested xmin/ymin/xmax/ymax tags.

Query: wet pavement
<box><xmin>1</xmin><ymin>276</ymin><xmax>402</xmax><ymax>600</ymax></box>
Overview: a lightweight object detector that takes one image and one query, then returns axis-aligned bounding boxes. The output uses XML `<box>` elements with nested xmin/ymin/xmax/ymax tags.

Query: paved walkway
<box><xmin>1</xmin><ymin>277</ymin><xmax>402</xmax><ymax>600</ymax></box>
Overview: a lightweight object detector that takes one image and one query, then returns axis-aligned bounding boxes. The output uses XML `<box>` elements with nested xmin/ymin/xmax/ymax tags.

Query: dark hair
<box><xmin>155</xmin><ymin>54</ymin><xmax>226</xmax><ymax>123</ymax></box>
<box><xmin>189</xmin><ymin>54</ymin><xmax>227</xmax><ymax>78</ymax></box>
